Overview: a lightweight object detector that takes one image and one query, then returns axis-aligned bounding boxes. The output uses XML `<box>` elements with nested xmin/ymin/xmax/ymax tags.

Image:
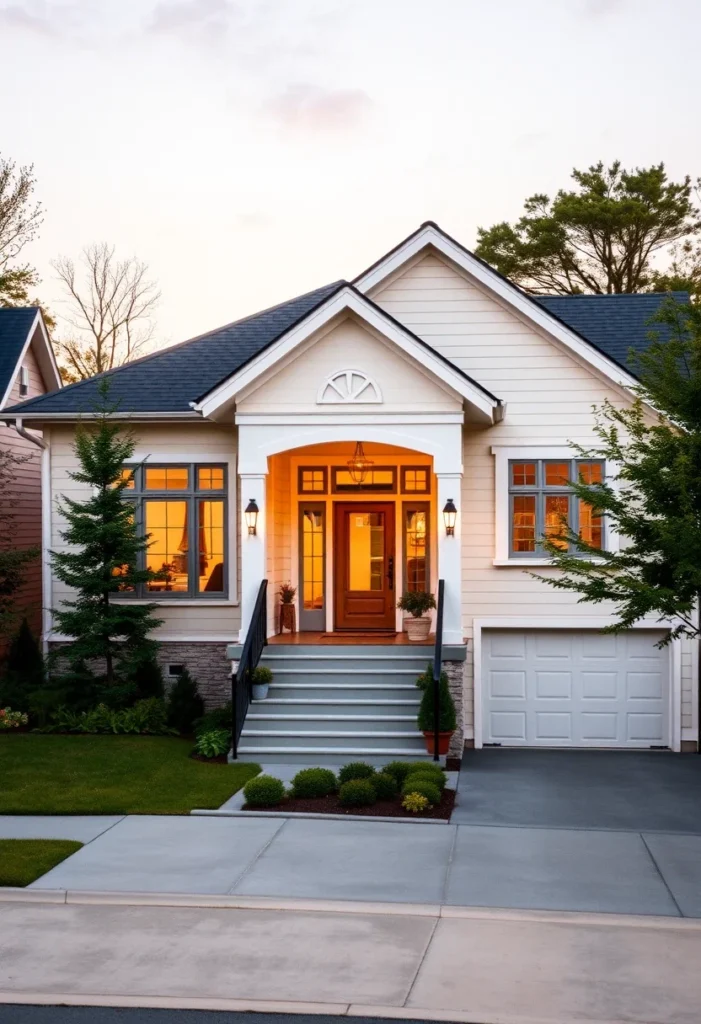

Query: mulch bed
<box><xmin>244</xmin><ymin>787</ymin><xmax>455</xmax><ymax>820</ymax></box>
<box><xmin>189</xmin><ymin>752</ymin><xmax>228</xmax><ymax>764</ymax></box>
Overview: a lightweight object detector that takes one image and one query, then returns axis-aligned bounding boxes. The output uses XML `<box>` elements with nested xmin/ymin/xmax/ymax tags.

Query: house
<box><xmin>0</xmin><ymin>307</ymin><xmax>61</xmax><ymax>644</ymax></box>
<box><xmin>4</xmin><ymin>223</ymin><xmax>697</xmax><ymax>759</ymax></box>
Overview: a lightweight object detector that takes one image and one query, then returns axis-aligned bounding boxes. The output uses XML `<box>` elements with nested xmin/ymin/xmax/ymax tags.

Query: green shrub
<box><xmin>405</xmin><ymin>770</ymin><xmax>446</xmax><ymax>793</ymax></box>
<box><xmin>0</xmin><ymin>618</ymin><xmax>46</xmax><ymax>711</ymax></box>
<box><xmin>415</xmin><ymin>663</ymin><xmax>433</xmax><ymax>691</ymax></box>
<box><xmin>194</xmin><ymin>729</ymin><xmax>230</xmax><ymax>759</ymax></box>
<box><xmin>194</xmin><ymin>703</ymin><xmax>232</xmax><ymax>736</ymax></box>
<box><xmin>417</xmin><ymin>668</ymin><xmax>457</xmax><ymax>733</ymax></box>
<box><xmin>244</xmin><ymin>774</ymin><xmax>285</xmax><ymax>807</ymax></box>
<box><xmin>166</xmin><ymin>669</ymin><xmax>204</xmax><ymax>733</ymax></box>
<box><xmin>251</xmin><ymin>665</ymin><xmax>273</xmax><ymax>685</ymax></box>
<box><xmin>339</xmin><ymin>779</ymin><xmax>376</xmax><ymax>807</ymax></box>
<box><xmin>383</xmin><ymin>761</ymin><xmax>412</xmax><ymax>786</ymax></box>
<box><xmin>401</xmin><ymin>778</ymin><xmax>441</xmax><ymax>807</ymax></box>
<box><xmin>396</xmin><ymin>591</ymin><xmax>436</xmax><ymax>617</ymax></box>
<box><xmin>291</xmin><ymin>767</ymin><xmax>337</xmax><ymax>798</ymax></box>
<box><xmin>130</xmin><ymin>657</ymin><xmax>165</xmax><ymax>700</ymax></box>
<box><xmin>371</xmin><ymin>772</ymin><xmax>398</xmax><ymax>800</ymax></box>
<box><xmin>407</xmin><ymin>760</ymin><xmax>445</xmax><ymax>777</ymax></box>
<box><xmin>41</xmin><ymin>698</ymin><xmax>173</xmax><ymax>735</ymax></box>
<box><xmin>402</xmin><ymin>792</ymin><xmax>430</xmax><ymax>814</ymax></box>
<box><xmin>338</xmin><ymin>761</ymin><xmax>376</xmax><ymax>784</ymax></box>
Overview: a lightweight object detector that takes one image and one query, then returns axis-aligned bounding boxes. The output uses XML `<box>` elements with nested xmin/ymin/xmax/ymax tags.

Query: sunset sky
<box><xmin>2</xmin><ymin>0</ymin><xmax>700</xmax><ymax>347</ymax></box>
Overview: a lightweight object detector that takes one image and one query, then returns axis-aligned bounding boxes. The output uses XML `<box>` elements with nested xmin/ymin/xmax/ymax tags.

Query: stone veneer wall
<box><xmin>442</xmin><ymin>659</ymin><xmax>466</xmax><ymax>758</ymax></box>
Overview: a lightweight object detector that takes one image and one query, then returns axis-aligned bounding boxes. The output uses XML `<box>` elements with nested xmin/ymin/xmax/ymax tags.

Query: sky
<box><xmin>2</xmin><ymin>0</ymin><xmax>701</xmax><ymax>348</ymax></box>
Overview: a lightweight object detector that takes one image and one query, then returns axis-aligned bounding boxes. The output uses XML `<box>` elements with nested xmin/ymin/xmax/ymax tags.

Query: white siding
<box><xmin>49</xmin><ymin>424</ymin><xmax>240</xmax><ymax>640</ymax></box>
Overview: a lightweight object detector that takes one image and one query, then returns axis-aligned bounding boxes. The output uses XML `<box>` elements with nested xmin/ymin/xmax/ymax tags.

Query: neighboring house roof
<box><xmin>6</xmin><ymin>282</ymin><xmax>345</xmax><ymax>416</ymax></box>
<box><xmin>0</xmin><ymin>306</ymin><xmax>62</xmax><ymax>409</ymax></box>
<box><xmin>535</xmin><ymin>292</ymin><xmax>691</xmax><ymax>372</ymax></box>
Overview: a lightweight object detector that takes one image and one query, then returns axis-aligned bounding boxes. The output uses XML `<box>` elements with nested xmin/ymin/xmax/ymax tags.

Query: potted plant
<box><xmin>417</xmin><ymin>667</ymin><xmax>456</xmax><ymax>755</ymax></box>
<box><xmin>397</xmin><ymin>591</ymin><xmax>436</xmax><ymax>641</ymax></box>
<box><xmin>278</xmin><ymin>582</ymin><xmax>297</xmax><ymax>633</ymax></box>
<box><xmin>251</xmin><ymin>665</ymin><xmax>273</xmax><ymax>701</ymax></box>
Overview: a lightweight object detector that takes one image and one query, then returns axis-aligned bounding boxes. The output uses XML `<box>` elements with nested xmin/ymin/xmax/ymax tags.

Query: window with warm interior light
<box><xmin>509</xmin><ymin>459</ymin><xmax>604</xmax><ymax>557</ymax></box>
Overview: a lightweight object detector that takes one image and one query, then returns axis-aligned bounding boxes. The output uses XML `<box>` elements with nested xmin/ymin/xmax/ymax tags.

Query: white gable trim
<box><xmin>1</xmin><ymin>310</ymin><xmax>62</xmax><ymax>410</ymax></box>
<box><xmin>354</xmin><ymin>223</ymin><xmax>640</xmax><ymax>393</ymax></box>
<box><xmin>193</xmin><ymin>286</ymin><xmax>501</xmax><ymax>423</ymax></box>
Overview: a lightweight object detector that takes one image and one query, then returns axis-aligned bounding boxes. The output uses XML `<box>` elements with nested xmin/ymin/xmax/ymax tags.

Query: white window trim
<box><xmin>491</xmin><ymin>445</ymin><xmax>619</xmax><ymax>565</ymax></box>
<box><xmin>110</xmin><ymin>451</ymin><xmax>238</xmax><ymax>606</ymax></box>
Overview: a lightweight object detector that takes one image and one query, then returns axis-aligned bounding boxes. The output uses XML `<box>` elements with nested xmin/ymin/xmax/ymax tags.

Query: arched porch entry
<box><xmin>237</xmin><ymin>419</ymin><xmax>463</xmax><ymax>645</ymax></box>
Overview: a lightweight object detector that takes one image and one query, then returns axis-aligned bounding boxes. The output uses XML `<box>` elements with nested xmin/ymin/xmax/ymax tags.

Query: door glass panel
<box><xmin>405</xmin><ymin>509</ymin><xmax>428</xmax><ymax>591</ymax></box>
<box><xmin>145</xmin><ymin>500</ymin><xmax>189</xmax><ymax>591</ymax></box>
<box><xmin>302</xmin><ymin>509</ymin><xmax>324</xmax><ymax>610</ymax></box>
<box><xmin>198</xmin><ymin>500</ymin><xmax>225</xmax><ymax>592</ymax></box>
<box><xmin>349</xmin><ymin>513</ymin><xmax>384</xmax><ymax>591</ymax></box>
<box><xmin>544</xmin><ymin>494</ymin><xmax>570</xmax><ymax>549</ymax></box>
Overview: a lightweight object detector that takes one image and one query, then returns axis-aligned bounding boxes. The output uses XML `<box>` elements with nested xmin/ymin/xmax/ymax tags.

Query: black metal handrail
<box><xmin>231</xmin><ymin>579</ymin><xmax>268</xmax><ymax>759</ymax></box>
<box><xmin>432</xmin><ymin>578</ymin><xmax>445</xmax><ymax>762</ymax></box>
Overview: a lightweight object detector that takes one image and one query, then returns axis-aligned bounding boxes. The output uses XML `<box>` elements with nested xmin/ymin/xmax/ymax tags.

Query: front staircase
<box><xmin>235</xmin><ymin>643</ymin><xmax>433</xmax><ymax>766</ymax></box>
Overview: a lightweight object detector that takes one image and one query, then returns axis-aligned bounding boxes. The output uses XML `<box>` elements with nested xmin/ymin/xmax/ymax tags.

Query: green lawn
<box><xmin>0</xmin><ymin>839</ymin><xmax>83</xmax><ymax>886</ymax></box>
<box><xmin>0</xmin><ymin>735</ymin><xmax>260</xmax><ymax>814</ymax></box>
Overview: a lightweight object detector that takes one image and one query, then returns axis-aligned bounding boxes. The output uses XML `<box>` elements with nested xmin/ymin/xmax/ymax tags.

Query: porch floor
<box><xmin>267</xmin><ymin>631</ymin><xmax>435</xmax><ymax>646</ymax></box>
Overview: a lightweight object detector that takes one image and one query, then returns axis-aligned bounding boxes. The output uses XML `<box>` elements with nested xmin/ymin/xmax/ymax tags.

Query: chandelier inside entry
<box><xmin>346</xmin><ymin>441</ymin><xmax>373</xmax><ymax>485</ymax></box>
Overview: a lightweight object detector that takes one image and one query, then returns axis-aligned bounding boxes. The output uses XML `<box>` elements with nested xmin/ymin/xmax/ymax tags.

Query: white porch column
<box><xmin>239</xmin><ymin>472</ymin><xmax>267</xmax><ymax>642</ymax></box>
<box><xmin>436</xmin><ymin>472</ymin><xmax>463</xmax><ymax>645</ymax></box>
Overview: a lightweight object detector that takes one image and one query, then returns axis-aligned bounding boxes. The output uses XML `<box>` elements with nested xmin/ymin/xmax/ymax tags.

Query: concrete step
<box><xmin>266</xmin><ymin>683</ymin><xmax>419</xmax><ymax>701</ymax></box>
<box><xmin>239</xmin><ymin>730</ymin><xmax>426</xmax><ymax>751</ymax></box>
<box><xmin>246</xmin><ymin>714</ymin><xmax>418</xmax><ymax>732</ymax></box>
<box><xmin>261</xmin><ymin>655</ymin><xmax>429</xmax><ymax>674</ymax></box>
<box><xmin>233</xmin><ymin>746</ymin><xmax>436</xmax><ymax>767</ymax></box>
<box><xmin>264</xmin><ymin>669</ymin><xmax>421</xmax><ymax>686</ymax></box>
<box><xmin>261</xmin><ymin>644</ymin><xmax>432</xmax><ymax>658</ymax></box>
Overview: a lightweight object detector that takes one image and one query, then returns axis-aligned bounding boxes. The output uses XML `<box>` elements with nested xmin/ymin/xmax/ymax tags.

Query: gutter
<box><xmin>3</xmin><ymin>418</ymin><xmax>52</xmax><ymax>653</ymax></box>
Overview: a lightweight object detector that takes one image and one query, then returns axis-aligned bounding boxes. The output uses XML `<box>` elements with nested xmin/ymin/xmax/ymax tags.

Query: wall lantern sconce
<box><xmin>347</xmin><ymin>441</ymin><xmax>373</xmax><ymax>485</ymax></box>
<box><xmin>443</xmin><ymin>499</ymin><xmax>457</xmax><ymax>536</ymax></box>
<box><xmin>245</xmin><ymin>498</ymin><xmax>259</xmax><ymax>535</ymax></box>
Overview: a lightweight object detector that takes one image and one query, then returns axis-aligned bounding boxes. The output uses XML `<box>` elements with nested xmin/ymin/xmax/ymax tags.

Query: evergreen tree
<box><xmin>534</xmin><ymin>300</ymin><xmax>701</xmax><ymax>643</ymax></box>
<box><xmin>0</xmin><ymin>617</ymin><xmax>45</xmax><ymax>710</ymax></box>
<box><xmin>51</xmin><ymin>381</ymin><xmax>163</xmax><ymax>682</ymax></box>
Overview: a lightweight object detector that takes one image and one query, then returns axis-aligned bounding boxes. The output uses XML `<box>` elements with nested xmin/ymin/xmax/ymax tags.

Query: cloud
<box><xmin>264</xmin><ymin>83</ymin><xmax>372</xmax><ymax>133</ymax></box>
<box><xmin>582</xmin><ymin>0</ymin><xmax>624</xmax><ymax>15</ymax></box>
<box><xmin>0</xmin><ymin>1</ymin><xmax>62</xmax><ymax>36</ymax></box>
<box><xmin>147</xmin><ymin>0</ymin><xmax>239</xmax><ymax>44</ymax></box>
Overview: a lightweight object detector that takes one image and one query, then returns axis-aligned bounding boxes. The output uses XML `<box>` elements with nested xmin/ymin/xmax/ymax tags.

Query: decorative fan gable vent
<box><xmin>317</xmin><ymin>369</ymin><xmax>382</xmax><ymax>405</ymax></box>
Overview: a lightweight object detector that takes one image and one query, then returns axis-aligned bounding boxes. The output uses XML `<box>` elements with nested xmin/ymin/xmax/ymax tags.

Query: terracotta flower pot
<box><xmin>405</xmin><ymin>615</ymin><xmax>432</xmax><ymax>641</ymax></box>
<box><xmin>423</xmin><ymin>730</ymin><xmax>453</xmax><ymax>756</ymax></box>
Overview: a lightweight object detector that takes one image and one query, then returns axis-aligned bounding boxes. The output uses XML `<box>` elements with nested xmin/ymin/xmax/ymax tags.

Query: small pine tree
<box><xmin>166</xmin><ymin>669</ymin><xmax>204</xmax><ymax>734</ymax></box>
<box><xmin>417</xmin><ymin>668</ymin><xmax>457</xmax><ymax>733</ymax></box>
<box><xmin>0</xmin><ymin>617</ymin><xmax>45</xmax><ymax>710</ymax></box>
<box><xmin>131</xmin><ymin>656</ymin><xmax>165</xmax><ymax>700</ymax></box>
<box><xmin>51</xmin><ymin>381</ymin><xmax>163</xmax><ymax>684</ymax></box>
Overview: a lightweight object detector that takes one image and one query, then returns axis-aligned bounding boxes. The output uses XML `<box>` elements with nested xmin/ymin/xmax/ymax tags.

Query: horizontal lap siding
<box><xmin>50</xmin><ymin>424</ymin><xmax>240</xmax><ymax>640</ymax></box>
<box><xmin>373</xmin><ymin>252</ymin><xmax>695</xmax><ymax>739</ymax></box>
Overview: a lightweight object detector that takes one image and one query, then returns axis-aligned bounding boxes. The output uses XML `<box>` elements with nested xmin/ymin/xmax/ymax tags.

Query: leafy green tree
<box><xmin>475</xmin><ymin>162</ymin><xmax>700</xmax><ymax>295</ymax></box>
<box><xmin>534</xmin><ymin>300</ymin><xmax>701</xmax><ymax>643</ymax></box>
<box><xmin>51</xmin><ymin>382</ymin><xmax>163</xmax><ymax>682</ymax></box>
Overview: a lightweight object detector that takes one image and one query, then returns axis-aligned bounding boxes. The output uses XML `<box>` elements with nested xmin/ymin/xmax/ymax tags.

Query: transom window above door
<box><xmin>118</xmin><ymin>464</ymin><xmax>227</xmax><ymax>598</ymax></box>
<box><xmin>509</xmin><ymin>458</ymin><xmax>604</xmax><ymax>557</ymax></box>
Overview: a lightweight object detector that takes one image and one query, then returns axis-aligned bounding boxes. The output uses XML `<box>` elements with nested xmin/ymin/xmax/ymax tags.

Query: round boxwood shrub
<box><xmin>371</xmin><ymin>772</ymin><xmax>398</xmax><ymax>800</ymax></box>
<box><xmin>383</xmin><ymin>761</ymin><xmax>412</xmax><ymax>786</ymax></box>
<box><xmin>243</xmin><ymin>774</ymin><xmax>285</xmax><ymax>808</ymax></box>
<box><xmin>338</xmin><ymin>761</ymin><xmax>376</xmax><ymax>784</ymax></box>
<box><xmin>401</xmin><ymin>777</ymin><xmax>441</xmax><ymax>807</ymax></box>
<box><xmin>405</xmin><ymin>770</ymin><xmax>446</xmax><ymax>793</ymax></box>
<box><xmin>291</xmin><ymin>767</ymin><xmax>337</xmax><ymax>798</ymax></box>
<box><xmin>339</xmin><ymin>778</ymin><xmax>377</xmax><ymax>807</ymax></box>
<box><xmin>407</xmin><ymin>761</ymin><xmax>445</xmax><ymax>779</ymax></box>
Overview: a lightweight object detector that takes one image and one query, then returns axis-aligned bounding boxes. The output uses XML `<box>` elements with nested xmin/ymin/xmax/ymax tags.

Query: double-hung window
<box><xmin>509</xmin><ymin>458</ymin><xmax>604</xmax><ymax>557</ymax></box>
<box><xmin>121</xmin><ymin>463</ymin><xmax>227</xmax><ymax>597</ymax></box>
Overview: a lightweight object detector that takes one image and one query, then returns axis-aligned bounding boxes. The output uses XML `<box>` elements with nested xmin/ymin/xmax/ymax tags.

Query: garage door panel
<box><xmin>483</xmin><ymin>629</ymin><xmax>669</xmax><ymax>748</ymax></box>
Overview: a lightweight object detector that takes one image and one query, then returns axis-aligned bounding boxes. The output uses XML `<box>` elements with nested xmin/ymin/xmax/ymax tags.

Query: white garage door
<box><xmin>482</xmin><ymin>630</ymin><xmax>669</xmax><ymax>748</ymax></box>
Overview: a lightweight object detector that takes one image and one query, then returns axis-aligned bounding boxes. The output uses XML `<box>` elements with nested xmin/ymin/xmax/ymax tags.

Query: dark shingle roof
<box><xmin>535</xmin><ymin>292</ymin><xmax>690</xmax><ymax>372</ymax></box>
<box><xmin>0</xmin><ymin>307</ymin><xmax>38</xmax><ymax>402</ymax></box>
<box><xmin>8</xmin><ymin>282</ymin><xmax>345</xmax><ymax>415</ymax></box>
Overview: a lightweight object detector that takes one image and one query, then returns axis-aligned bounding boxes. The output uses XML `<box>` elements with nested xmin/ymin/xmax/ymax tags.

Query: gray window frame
<box><xmin>508</xmin><ymin>458</ymin><xmax>605</xmax><ymax>558</ymax></box>
<box><xmin>121</xmin><ymin>462</ymin><xmax>228</xmax><ymax>599</ymax></box>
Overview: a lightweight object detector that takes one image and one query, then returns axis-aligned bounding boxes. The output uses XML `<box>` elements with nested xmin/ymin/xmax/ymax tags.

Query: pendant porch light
<box><xmin>347</xmin><ymin>441</ymin><xmax>373</xmax><ymax>485</ymax></box>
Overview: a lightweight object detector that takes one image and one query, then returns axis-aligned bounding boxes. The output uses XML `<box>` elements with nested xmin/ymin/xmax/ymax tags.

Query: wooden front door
<box><xmin>334</xmin><ymin>502</ymin><xmax>396</xmax><ymax>631</ymax></box>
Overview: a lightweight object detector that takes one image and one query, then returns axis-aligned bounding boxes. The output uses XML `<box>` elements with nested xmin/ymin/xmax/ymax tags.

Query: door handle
<box><xmin>387</xmin><ymin>556</ymin><xmax>394</xmax><ymax>591</ymax></box>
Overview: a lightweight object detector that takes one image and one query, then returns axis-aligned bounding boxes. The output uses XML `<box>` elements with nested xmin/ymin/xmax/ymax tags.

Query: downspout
<box><xmin>5</xmin><ymin>418</ymin><xmax>52</xmax><ymax>654</ymax></box>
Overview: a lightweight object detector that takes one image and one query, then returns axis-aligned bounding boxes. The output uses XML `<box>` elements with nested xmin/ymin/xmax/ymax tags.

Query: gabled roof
<box><xmin>5</xmin><ymin>283</ymin><xmax>345</xmax><ymax>417</ymax></box>
<box><xmin>535</xmin><ymin>292</ymin><xmax>690</xmax><ymax>372</ymax></box>
<box><xmin>0</xmin><ymin>307</ymin><xmax>61</xmax><ymax>409</ymax></box>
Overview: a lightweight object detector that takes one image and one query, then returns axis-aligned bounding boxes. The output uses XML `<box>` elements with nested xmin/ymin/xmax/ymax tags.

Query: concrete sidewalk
<box><xmin>0</xmin><ymin>894</ymin><xmax>700</xmax><ymax>1024</ymax></box>
<box><xmin>6</xmin><ymin>813</ymin><xmax>698</xmax><ymax>918</ymax></box>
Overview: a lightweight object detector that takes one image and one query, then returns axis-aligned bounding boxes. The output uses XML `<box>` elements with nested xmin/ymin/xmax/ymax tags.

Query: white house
<box><xmin>6</xmin><ymin>222</ymin><xmax>697</xmax><ymax>760</ymax></box>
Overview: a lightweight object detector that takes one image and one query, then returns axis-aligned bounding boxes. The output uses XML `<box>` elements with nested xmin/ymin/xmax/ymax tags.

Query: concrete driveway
<box><xmin>453</xmin><ymin>749</ymin><xmax>701</xmax><ymax>832</ymax></box>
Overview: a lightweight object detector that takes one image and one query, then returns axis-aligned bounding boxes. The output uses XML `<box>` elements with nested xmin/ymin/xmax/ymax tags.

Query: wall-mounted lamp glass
<box><xmin>245</xmin><ymin>498</ymin><xmax>259</xmax><ymax>535</ymax></box>
<box><xmin>443</xmin><ymin>498</ymin><xmax>457</xmax><ymax>536</ymax></box>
